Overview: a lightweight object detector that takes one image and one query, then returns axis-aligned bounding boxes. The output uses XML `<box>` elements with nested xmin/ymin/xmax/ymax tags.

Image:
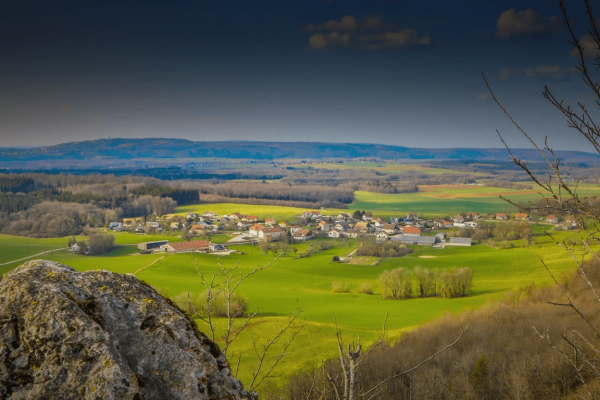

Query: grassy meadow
<box><xmin>350</xmin><ymin>184</ymin><xmax>600</xmax><ymax>216</ymax></box>
<box><xmin>0</xmin><ymin>227</ymin><xmax>584</xmax><ymax>387</ymax></box>
<box><xmin>1</xmin><ymin>183</ymin><xmax>598</xmax><ymax>390</ymax></box>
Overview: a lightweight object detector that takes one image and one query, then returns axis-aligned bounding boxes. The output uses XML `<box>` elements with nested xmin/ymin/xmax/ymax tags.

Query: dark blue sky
<box><xmin>0</xmin><ymin>0</ymin><xmax>596</xmax><ymax>150</ymax></box>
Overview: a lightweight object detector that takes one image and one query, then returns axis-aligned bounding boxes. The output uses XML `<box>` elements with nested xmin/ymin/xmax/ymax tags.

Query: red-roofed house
<box><xmin>496</xmin><ymin>213</ymin><xmax>508</xmax><ymax>220</ymax></box>
<box><xmin>547</xmin><ymin>215</ymin><xmax>559</xmax><ymax>224</ymax></box>
<box><xmin>514</xmin><ymin>213</ymin><xmax>529</xmax><ymax>220</ymax></box>
<box><xmin>259</xmin><ymin>225</ymin><xmax>282</xmax><ymax>241</ymax></box>
<box><xmin>382</xmin><ymin>224</ymin><xmax>398</xmax><ymax>234</ymax></box>
<box><xmin>402</xmin><ymin>226</ymin><xmax>421</xmax><ymax>236</ymax></box>
<box><xmin>249</xmin><ymin>223</ymin><xmax>263</xmax><ymax>236</ymax></box>
<box><xmin>293</xmin><ymin>229</ymin><xmax>314</xmax><ymax>241</ymax></box>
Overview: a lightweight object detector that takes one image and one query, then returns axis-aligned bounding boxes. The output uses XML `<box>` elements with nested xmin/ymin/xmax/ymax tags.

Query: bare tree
<box><xmin>485</xmin><ymin>0</ymin><xmax>600</xmax><ymax>396</ymax></box>
<box><xmin>322</xmin><ymin>316</ymin><xmax>468</xmax><ymax>400</ymax></box>
<box><xmin>182</xmin><ymin>254</ymin><xmax>304</xmax><ymax>394</ymax></box>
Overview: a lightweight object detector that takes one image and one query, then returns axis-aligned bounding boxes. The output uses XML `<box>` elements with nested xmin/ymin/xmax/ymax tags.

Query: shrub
<box><xmin>332</xmin><ymin>255</ymin><xmax>340</xmax><ymax>262</ymax></box>
<box><xmin>356</xmin><ymin>281</ymin><xmax>373</xmax><ymax>295</ymax></box>
<box><xmin>332</xmin><ymin>281</ymin><xmax>349</xmax><ymax>293</ymax></box>
<box><xmin>173</xmin><ymin>290</ymin><xmax>247</xmax><ymax>318</ymax></box>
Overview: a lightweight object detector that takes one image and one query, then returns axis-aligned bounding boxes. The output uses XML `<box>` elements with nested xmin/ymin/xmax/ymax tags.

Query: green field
<box><xmin>288</xmin><ymin>161</ymin><xmax>485</xmax><ymax>176</ymax></box>
<box><xmin>350</xmin><ymin>185</ymin><xmax>600</xmax><ymax>216</ymax></box>
<box><xmin>0</xmin><ymin>228</ymin><xmax>583</xmax><ymax>389</ymax></box>
<box><xmin>1</xmin><ymin>183</ymin><xmax>597</xmax><ymax>391</ymax></box>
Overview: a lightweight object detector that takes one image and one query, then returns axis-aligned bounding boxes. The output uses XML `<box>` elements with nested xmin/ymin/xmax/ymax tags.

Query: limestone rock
<box><xmin>0</xmin><ymin>260</ymin><xmax>255</xmax><ymax>400</ymax></box>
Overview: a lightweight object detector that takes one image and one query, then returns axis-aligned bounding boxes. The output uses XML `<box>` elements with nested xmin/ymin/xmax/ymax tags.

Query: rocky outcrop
<box><xmin>0</xmin><ymin>260</ymin><xmax>255</xmax><ymax>400</ymax></box>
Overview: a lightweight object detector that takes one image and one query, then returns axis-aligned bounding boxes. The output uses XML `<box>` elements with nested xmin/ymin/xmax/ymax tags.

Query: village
<box><xmin>100</xmin><ymin>208</ymin><xmax>575</xmax><ymax>256</ymax></box>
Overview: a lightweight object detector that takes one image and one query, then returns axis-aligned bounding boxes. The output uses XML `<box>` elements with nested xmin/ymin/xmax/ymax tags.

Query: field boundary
<box><xmin>0</xmin><ymin>248</ymin><xmax>68</xmax><ymax>267</ymax></box>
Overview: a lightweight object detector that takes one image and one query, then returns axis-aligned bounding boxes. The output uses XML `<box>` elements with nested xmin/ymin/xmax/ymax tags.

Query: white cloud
<box><xmin>303</xmin><ymin>15</ymin><xmax>357</xmax><ymax>33</ymax></box>
<box><xmin>570</xmin><ymin>34</ymin><xmax>599</xmax><ymax>58</ymax></box>
<box><xmin>496</xmin><ymin>8</ymin><xmax>562</xmax><ymax>40</ymax></box>
<box><xmin>358</xmin><ymin>29</ymin><xmax>430</xmax><ymax>50</ymax></box>
<box><xmin>309</xmin><ymin>32</ymin><xmax>351</xmax><ymax>50</ymax></box>
<box><xmin>523</xmin><ymin>65</ymin><xmax>564</xmax><ymax>79</ymax></box>
<box><xmin>495</xmin><ymin>66</ymin><xmax>565</xmax><ymax>80</ymax></box>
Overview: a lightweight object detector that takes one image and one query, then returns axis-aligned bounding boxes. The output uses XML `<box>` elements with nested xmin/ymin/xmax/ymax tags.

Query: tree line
<box><xmin>356</xmin><ymin>238</ymin><xmax>413</xmax><ymax>258</ymax></box>
<box><xmin>379</xmin><ymin>266</ymin><xmax>473</xmax><ymax>300</ymax></box>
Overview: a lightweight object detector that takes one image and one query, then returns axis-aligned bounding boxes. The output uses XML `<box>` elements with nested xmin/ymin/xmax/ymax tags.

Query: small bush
<box><xmin>173</xmin><ymin>290</ymin><xmax>247</xmax><ymax>318</ymax></box>
<box><xmin>356</xmin><ymin>281</ymin><xmax>373</xmax><ymax>295</ymax></box>
<box><xmin>332</xmin><ymin>281</ymin><xmax>349</xmax><ymax>293</ymax></box>
<box><xmin>332</xmin><ymin>255</ymin><xmax>340</xmax><ymax>262</ymax></box>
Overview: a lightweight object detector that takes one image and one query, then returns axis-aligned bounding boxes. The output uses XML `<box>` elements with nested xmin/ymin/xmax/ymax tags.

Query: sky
<box><xmin>1</xmin><ymin>0</ymin><xmax>598</xmax><ymax>151</ymax></box>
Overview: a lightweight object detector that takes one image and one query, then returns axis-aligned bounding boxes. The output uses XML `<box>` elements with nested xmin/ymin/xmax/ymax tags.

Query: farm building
<box><xmin>391</xmin><ymin>235</ymin><xmax>436</xmax><ymax>246</ymax></box>
<box><xmin>447</xmin><ymin>237</ymin><xmax>472</xmax><ymax>247</ymax></box>
<box><xmin>137</xmin><ymin>240</ymin><xmax>169</xmax><ymax>252</ymax></box>
<box><xmin>161</xmin><ymin>240</ymin><xmax>210</xmax><ymax>253</ymax></box>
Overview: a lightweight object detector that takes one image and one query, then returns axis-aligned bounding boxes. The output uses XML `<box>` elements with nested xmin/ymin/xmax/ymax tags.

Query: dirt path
<box><xmin>0</xmin><ymin>248</ymin><xmax>69</xmax><ymax>267</ymax></box>
<box><xmin>133</xmin><ymin>256</ymin><xmax>166</xmax><ymax>275</ymax></box>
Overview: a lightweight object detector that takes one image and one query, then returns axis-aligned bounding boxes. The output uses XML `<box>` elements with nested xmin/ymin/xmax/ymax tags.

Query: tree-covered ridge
<box><xmin>129</xmin><ymin>185</ymin><xmax>199</xmax><ymax>205</ymax></box>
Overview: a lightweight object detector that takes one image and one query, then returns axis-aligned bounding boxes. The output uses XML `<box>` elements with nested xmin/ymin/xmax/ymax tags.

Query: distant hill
<box><xmin>0</xmin><ymin>138</ymin><xmax>598</xmax><ymax>165</ymax></box>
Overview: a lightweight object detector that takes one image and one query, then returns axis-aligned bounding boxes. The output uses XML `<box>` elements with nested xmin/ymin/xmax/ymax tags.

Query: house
<box><xmin>318</xmin><ymin>221</ymin><xmax>331</xmax><ymax>232</ymax></box>
<box><xmin>353</xmin><ymin>221</ymin><xmax>372</xmax><ymax>233</ymax></box>
<box><xmin>265</xmin><ymin>218</ymin><xmax>276</xmax><ymax>225</ymax></box>
<box><xmin>328</xmin><ymin>230</ymin><xmax>343</xmax><ymax>238</ymax></box>
<box><xmin>371</xmin><ymin>218</ymin><xmax>385</xmax><ymax>227</ymax></box>
<box><xmin>161</xmin><ymin>240</ymin><xmax>210</xmax><ymax>253</ymax></box>
<box><xmin>290</xmin><ymin>225</ymin><xmax>303</xmax><ymax>235</ymax></box>
<box><xmin>447</xmin><ymin>237</ymin><xmax>472</xmax><ymax>247</ymax></box>
<box><xmin>248</xmin><ymin>223</ymin><xmax>263</xmax><ymax>236</ymax></box>
<box><xmin>70</xmin><ymin>243</ymin><xmax>82</xmax><ymax>253</ymax></box>
<box><xmin>376</xmin><ymin>231</ymin><xmax>390</xmax><ymax>241</ymax></box>
<box><xmin>406</xmin><ymin>212</ymin><xmax>418</xmax><ymax>220</ymax></box>
<box><xmin>345</xmin><ymin>230</ymin><xmax>360</xmax><ymax>238</ymax></box>
<box><xmin>209</xmin><ymin>243</ymin><xmax>227</xmax><ymax>252</ymax></box>
<box><xmin>245</xmin><ymin>215</ymin><xmax>259</xmax><ymax>223</ymax></box>
<box><xmin>237</xmin><ymin>221</ymin><xmax>250</xmax><ymax>229</ymax></box>
<box><xmin>390</xmin><ymin>235</ymin><xmax>436</xmax><ymax>246</ymax></box>
<box><xmin>135</xmin><ymin>225</ymin><xmax>145</xmax><ymax>233</ymax></box>
<box><xmin>279</xmin><ymin>221</ymin><xmax>290</xmax><ymax>228</ymax></box>
<box><xmin>293</xmin><ymin>229</ymin><xmax>314</xmax><ymax>241</ymax></box>
<box><xmin>382</xmin><ymin>224</ymin><xmax>398</xmax><ymax>234</ymax></box>
<box><xmin>108</xmin><ymin>222</ymin><xmax>123</xmax><ymax>231</ymax></box>
<box><xmin>514</xmin><ymin>213</ymin><xmax>529</xmax><ymax>220</ymax></box>
<box><xmin>546</xmin><ymin>215</ymin><xmax>559</xmax><ymax>224</ymax></box>
<box><xmin>401</xmin><ymin>226</ymin><xmax>421</xmax><ymax>236</ymax></box>
<box><xmin>137</xmin><ymin>240</ymin><xmax>169</xmax><ymax>252</ymax></box>
<box><xmin>189</xmin><ymin>224</ymin><xmax>208</xmax><ymax>234</ymax></box>
<box><xmin>335</xmin><ymin>221</ymin><xmax>349</xmax><ymax>231</ymax></box>
<box><xmin>496</xmin><ymin>213</ymin><xmax>508</xmax><ymax>220</ymax></box>
<box><xmin>467</xmin><ymin>212</ymin><xmax>481</xmax><ymax>220</ymax></box>
<box><xmin>259</xmin><ymin>226</ymin><xmax>282</xmax><ymax>241</ymax></box>
<box><xmin>230</xmin><ymin>212</ymin><xmax>242</xmax><ymax>220</ymax></box>
<box><xmin>170</xmin><ymin>222</ymin><xmax>180</xmax><ymax>230</ymax></box>
<box><xmin>453</xmin><ymin>215</ymin><xmax>465</xmax><ymax>223</ymax></box>
<box><xmin>186</xmin><ymin>213</ymin><xmax>199</xmax><ymax>220</ymax></box>
<box><xmin>146</xmin><ymin>221</ymin><xmax>161</xmax><ymax>229</ymax></box>
<box><xmin>203</xmin><ymin>211</ymin><xmax>217</xmax><ymax>218</ymax></box>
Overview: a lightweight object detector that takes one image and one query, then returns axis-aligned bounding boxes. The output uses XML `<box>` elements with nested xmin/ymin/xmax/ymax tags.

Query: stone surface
<box><xmin>0</xmin><ymin>260</ymin><xmax>255</xmax><ymax>400</ymax></box>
